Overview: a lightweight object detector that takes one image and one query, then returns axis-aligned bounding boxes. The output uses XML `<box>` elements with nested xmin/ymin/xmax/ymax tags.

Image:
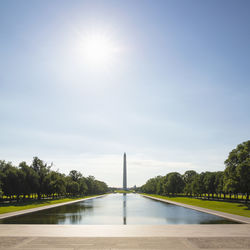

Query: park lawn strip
<box><xmin>0</xmin><ymin>195</ymin><xmax>100</xmax><ymax>214</ymax></box>
<box><xmin>143</xmin><ymin>194</ymin><xmax>250</xmax><ymax>218</ymax></box>
<box><xmin>115</xmin><ymin>190</ymin><xmax>133</xmax><ymax>193</ymax></box>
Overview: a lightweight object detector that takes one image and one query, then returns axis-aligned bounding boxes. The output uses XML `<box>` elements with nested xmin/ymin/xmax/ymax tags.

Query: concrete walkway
<box><xmin>1</xmin><ymin>235</ymin><xmax>249</xmax><ymax>250</ymax></box>
<box><xmin>0</xmin><ymin>225</ymin><xmax>250</xmax><ymax>249</ymax></box>
<box><xmin>0</xmin><ymin>195</ymin><xmax>105</xmax><ymax>220</ymax></box>
<box><xmin>142</xmin><ymin>194</ymin><xmax>250</xmax><ymax>224</ymax></box>
<box><xmin>0</xmin><ymin>224</ymin><xmax>250</xmax><ymax>237</ymax></box>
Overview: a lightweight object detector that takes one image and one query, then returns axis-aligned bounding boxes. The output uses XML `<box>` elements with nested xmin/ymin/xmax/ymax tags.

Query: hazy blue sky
<box><xmin>0</xmin><ymin>0</ymin><xmax>249</xmax><ymax>187</ymax></box>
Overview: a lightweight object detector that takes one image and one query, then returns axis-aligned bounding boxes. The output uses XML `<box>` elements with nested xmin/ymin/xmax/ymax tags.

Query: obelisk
<box><xmin>123</xmin><ymin>153</ymin><xmax>127</xmax><ymax>190</ymax></box>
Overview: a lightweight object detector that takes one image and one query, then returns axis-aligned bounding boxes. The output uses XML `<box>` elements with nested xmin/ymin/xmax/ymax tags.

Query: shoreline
<box><xmin>0</xmin><ymin>195</ymin><xmax>106</xmax><ymax>220</ymax></box>
<box><xmin>141</xmin><ymin>194</ymin><xmax>250</xmax><ymax>224</ymax></box>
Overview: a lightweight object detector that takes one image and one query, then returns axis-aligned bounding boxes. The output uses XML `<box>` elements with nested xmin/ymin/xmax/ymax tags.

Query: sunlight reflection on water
<box><xmin>0</xmin><ymin>194</ymin><xmax>238</xmax><ymax>224</ymax></box>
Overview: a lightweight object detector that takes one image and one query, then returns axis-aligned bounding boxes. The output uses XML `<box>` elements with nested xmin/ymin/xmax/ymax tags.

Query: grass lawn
<box><xmin>143</xmin><ymin>194</ymin><xmax>250</xmax><ymax>218</ymax></box>
<box><xmin>115</xmin><ymin>190</ymin><xmax>133</xmax><ymax>193</ymax></box>
<box><xmin>0</xmin><ymin>195</ymin><xmax>102</xmax><ymax>214</ymax></box>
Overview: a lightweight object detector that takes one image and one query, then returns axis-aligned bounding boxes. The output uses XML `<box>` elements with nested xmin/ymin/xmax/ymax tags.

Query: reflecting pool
<box><xmin>0</xmin><ymin>194</ymin><xmax>238</xmax><ymax>224</ymax></box>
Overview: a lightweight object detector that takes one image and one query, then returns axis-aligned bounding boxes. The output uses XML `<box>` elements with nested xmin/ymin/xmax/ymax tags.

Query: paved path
<box><xmin>0</xmin><ymin>195</ymin><xmax>106</xmax><ymax>220</ymax></box>
<box><xmin>0</xmin><ymin>225</ymin><xmax>250</xmax><ymax>249</ymax></box>
<box><xmin>0</xmin><ymin>224</ymin><xmax>250</xmax><ymax>237</ymax></box>
<box><xmin>142</xmin><ymin>194</ymin><xmax>250</xmax><ymax>224</ymax></box>
<box><xmin>1</xmin><ymin>236</ymin><xmax>250</xmax><ymax>249</ymax></box>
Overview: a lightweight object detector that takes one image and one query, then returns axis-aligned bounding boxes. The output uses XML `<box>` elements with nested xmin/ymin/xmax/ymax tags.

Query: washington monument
<box><xmin>123</xmin><ymin>153</ymin><xmax>127</xmax><ymax>190</ymax></box>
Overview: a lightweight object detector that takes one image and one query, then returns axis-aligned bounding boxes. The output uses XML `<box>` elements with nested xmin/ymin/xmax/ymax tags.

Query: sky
<box><xmin>0</xmin><ymin>0</ymin><xmax>249</xmax><ymax>187</ymax></box>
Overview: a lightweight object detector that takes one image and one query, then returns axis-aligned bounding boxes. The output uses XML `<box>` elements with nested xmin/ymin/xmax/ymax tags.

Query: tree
<box><xmin>141</xmin><ymin>177</ymin><xmax>158</xmax><ymax>194</ymax></box>
<box><xmin>69</xmin><ymin>170</ymin><xmax>83</xmax><ymax>182</ymax></box>
<box><xmin>31</xmin><ymin>157</ymin><xmax>51</xmax><ymax>199</ymax></box>
<box><xmin>66</xmin><ymin>181</ymin><xmax>79</xmax><ymax>196</ymax></box>
<box><xmin>0</xmin><ymin>162</ymin><xmax>25</xmax><ymax>200</ymax></box>
<box><xmin>183</xmin><ymin>170</ymin><xmax>198</xmax><ymax>196</ymax></box>
<box><xmin>223</xmin><ymin>166</ymin><xmax>239</xmax><ymax>198</ymax></box>
<box><xmin>215</xmin><ymin>171</ymin><xmax>224</xmax><ymax>198</ymax></box>
<box><xmin>78</xmin><ymin>178</ymin><xmax>88</xmax><ymax>195</ymax></box>
<box><xmin>85</xmin><ymin>176</ymin><xmax>96</xmax><ymax>194</ymax></box>
<box><xmin>203</xmin><ymin>172</ymin><xmax>216</xmax><ymax>198</ymax></box>
<box><xmin>155</xmin><ymin>176</ymin><xmax>164</xmax><ymax>195</ymax></box>
<box><xmin>19</xmin><ymin>161</ymin><xmax>39</xmax><ymax>198</ymax></box>
<box><xmin>94</xmin><ymin>180</ymin><xmax>108</xmax><ymax>194</ymax></box>
<box><xmin>46</xmin><ymin>171</ymin><xmax>66</xmax><ymax>197</ymax></box>
<box><xmin>224</xmin><ymin>140</ymin><xmax>250</xmax><ymax>201</ymax></box>
<box><xmin>0</xmin><ymin>184</ymin><xmax>2</xmax><ymax>198</ymax></box>
<box><xmin>163</xmin><ymin>172</ymin><xmax>185</xmax><ymax>195</ymax></box>
<box><xmin>0</xmin><ymin>157</ymin><xmax>108</xmax><ymax>200</ymax></box>
<box><xmin>191</xmin><ymin>173</ymin><xmax>206</xmax><ymax>197</ymax></box>
<box><xmin>0</xmin><ymin>161</ymin><xmax>4</xmax><ymax>198</ymax></box>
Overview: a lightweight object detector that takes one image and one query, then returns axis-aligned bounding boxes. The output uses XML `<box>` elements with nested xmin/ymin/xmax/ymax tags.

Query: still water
<box><xmin>0</xmin><ymin>194</ymin><xmax>237</xmax><ymax>224</ymax></box>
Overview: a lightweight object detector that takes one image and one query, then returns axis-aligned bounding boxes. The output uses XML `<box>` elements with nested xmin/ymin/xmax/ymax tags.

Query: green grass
<box><xmin>114</xmin><ymin>190</ymin><xmax>133</xmax><ymax>193</ymax></box>
<box><xmin>142</xmin><ymin>194</ymin><xmax>250</xmax><ymax>218</ymax></box>
<box><xmin>0</xmin><ymin>195</ymin><xmax>102</xmax><ymax>214</ymax></box>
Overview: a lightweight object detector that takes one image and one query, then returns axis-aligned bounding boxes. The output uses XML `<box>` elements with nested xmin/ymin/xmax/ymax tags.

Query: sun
<box><xmin>82</xmin><ymin>32</ymin><xmax>119</xmax><ymax>70</ymax></box>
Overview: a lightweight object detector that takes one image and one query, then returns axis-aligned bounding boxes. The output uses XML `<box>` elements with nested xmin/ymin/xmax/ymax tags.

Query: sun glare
<box><xmin>82</xmin><ymin>32</ymin><xmax>119</xmax><ymax>70</ymax></box>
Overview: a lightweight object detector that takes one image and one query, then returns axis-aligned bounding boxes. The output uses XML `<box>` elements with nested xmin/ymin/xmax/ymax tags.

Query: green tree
<box><xmin>141</xmin><ymin>177</ymin><xmax>159</xmax><ymax>194</ymax></box>
<box><xmin>78</xmin><ymin>177</ymin><xmax>88</xmax><ymax>195</ymax></box>
<box><xmin>0</xmin><ymin>157</ymin><xmax>108</xmax><ymax>200</ymax></box>
<box><xmin>85</xmin><ymin>176</ymin><xmax>96</xmax><ymax>194</ymax></box>
<box><xmin>224</xmin><ymin>140</ymin><xmax>250</xmax><ymax>201</ymax></box>
<box><xmin>69</xmin><ymin>170</ymin><xmax>83</xmax><ymax>182</ymax></box>
<box><xmin>191</xmin><ymin>173</ymin><xmax>206</xmax><ymax>197</ymax></box>
<box><xmin>183</xmin><ymin>170</ymin><xmax>198</xmax><ymax>196</ymax></box>
<box><xmin>66</xmin><ymin>181</ymin><xmax>79</xmax><ymax>196</ymax></box>
<box><xmin>31</xmin><ymin>157</ymin><xmax>51</xmax><ymax>199</ymax></box>
<box><xmin>19</xmin><ymin>161</ymin><xmax>39</xmax><ymax>199</ymax></box>
<box><xmin>0</xmin><ymin>161</ymin><xmax>4</xmax><ymax>198</ymax></box>
<box><xmin>47</xmin><ymin>171</ymin><xmax>66</xmax><ymax>198</ymax></box>
<box><xmin>0</xmin><ymin>162</ymin><xmax>25</xmax><ymax>200</ymax></box>
<box><xmin>94</xmin><ymin>180</ymin><xmax>108</xmax><ymax>194</ymax></box>
<box><xmin>155</xmin><ymin>176</ymin><xmax>164</xmax><ymax>195</ymax></box>
<box><xmin>215</xmin><ymin>171</ymin><xmax>224</xmax><ymax>198</ymax></box>
<box><xmin>163</xmin><ymin>172</ymin><xmax>184</xmax><ymax>195</ymax></box>
<box><xmin>203</xmin><ymin>172</ymin><xmax>216</xmax><ymax>198</ymax></box>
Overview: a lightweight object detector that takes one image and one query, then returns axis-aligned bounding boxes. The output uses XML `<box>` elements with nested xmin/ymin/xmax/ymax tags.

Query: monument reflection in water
<box><xmin>123</xmin><ymin>193</ymin><xmax>127</xmax><ymax>225</ymax></box>
<box><xmin>122</xmin><ymin>152</ymin><xmax>127</xmax><ymax>225</ymax></box>
<box><xmin>0</xmin><ymin>194</ymin><xmax>238</xmax><ymax>224</ymax></box>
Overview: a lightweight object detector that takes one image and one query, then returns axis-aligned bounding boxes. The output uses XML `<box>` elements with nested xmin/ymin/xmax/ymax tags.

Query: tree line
<box><xmin>0</xmin><ymin>157</ymin><xmax>108</xmax><ymax>201</ymax></box>
<box><xmin>141</xmin><ymin>140</ymin><xmax>250</xmax><ymax>201</ymax></box>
